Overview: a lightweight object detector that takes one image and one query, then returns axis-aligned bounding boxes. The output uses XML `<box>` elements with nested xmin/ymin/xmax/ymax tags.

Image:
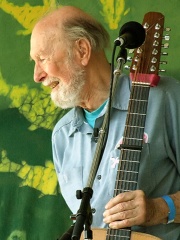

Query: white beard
<box><xmin>50</xmin><ymin>63</ymin><xmax>86</xmax><ymax>109</ymax></box>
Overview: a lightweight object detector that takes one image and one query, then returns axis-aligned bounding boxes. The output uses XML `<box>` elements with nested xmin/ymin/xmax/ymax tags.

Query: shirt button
<box><xmin>92</xmin><ymin>208</ymin><xmax>96</xmax><ymax>214</ymax></box>
<box><xmin>97</xmin><ymin>175</ymin><xmax>101</xmax><ymax>180</ymax></box>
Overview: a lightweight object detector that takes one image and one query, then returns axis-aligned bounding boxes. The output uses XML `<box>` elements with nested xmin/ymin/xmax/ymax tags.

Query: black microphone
<box><xmin>58</xmin><ymin>224</ymin><xmax>75</xmax><ymax>240</ymax></box>
<box><xmin>115</xmin><ymin>21</ymin><xmax>146</xmax><ymax>49</ymax></box>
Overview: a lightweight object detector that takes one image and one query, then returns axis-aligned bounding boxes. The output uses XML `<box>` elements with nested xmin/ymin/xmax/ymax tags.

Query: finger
<box><xmin>103</xmin><ymin>208</ymin><xmax>137</xmax><ymax>224</ymax></box>
<box><xmin>108</xmin><ymin>216</ymin><xmax>138</xmax><ymax>229</ymax></box>
<box><xmin>103</xmin><ymin>199</ymin><xmax>135</xmax><ymax>217</ymax></box>
<box><xmin>108</xmin><ymin>210</ymin><xmax>147</xmax><ymax>229</ymax></box>
<box><xmin>105</xmin><ymin>191</ymin><xmax>135</xmax><ymax>209</ymax></box>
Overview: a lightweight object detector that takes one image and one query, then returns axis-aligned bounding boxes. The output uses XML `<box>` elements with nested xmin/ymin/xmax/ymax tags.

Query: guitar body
<box><xmin>81</xmin><ymin>228</ymin><xmax>161</xmax><ymax>240</ymax></box>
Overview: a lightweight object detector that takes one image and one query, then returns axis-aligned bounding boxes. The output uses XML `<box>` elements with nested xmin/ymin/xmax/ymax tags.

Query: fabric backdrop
<box><xmin>0</xmin><ymin>0</ymin><xmax>179</xmax><ymax>239</ymax></box>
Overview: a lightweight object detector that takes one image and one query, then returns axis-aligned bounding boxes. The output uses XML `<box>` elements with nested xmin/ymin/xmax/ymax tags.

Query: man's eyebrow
<box><xmin>29</xmin><ymin>54</ymin><xmax>39</xmax><ymax>61</ymax></box>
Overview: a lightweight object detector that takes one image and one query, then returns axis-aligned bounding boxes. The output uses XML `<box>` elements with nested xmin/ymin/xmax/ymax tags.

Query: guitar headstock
<box><xmin>129</xmin><ymin>12</ymin><xmax>169</xmax><ymax>86</ymax></box>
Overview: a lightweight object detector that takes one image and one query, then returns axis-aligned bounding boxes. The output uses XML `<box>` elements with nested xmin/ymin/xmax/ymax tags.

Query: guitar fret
<box><xmin>121</xmin><ymin>159</ymin><xmax>140</xmax><ymax>165</ymax></box>
<box><xmin>121</xmin><ymin>150</ymin><xmax>141</xmax><ymax>154</ymax></box>
<box><xmin>129</xmin><ymin>98</ymin><xmax>148</xmax><ymax>102</ymax></box>
<box><xmin>125</xmin><ymin>125</ymin><xmax>144</xmax><ymax>128</ymax></box>
<box><xmin>123</xmin><ymin>127</ymin><xmax>144</xmax><ymax>142</ymax></box>
<box><xmin>128</xmin><ymin>112</ymin><xmax>146</xmax><ymax>116</ymax></box>
<box><xmin>125</xmin><ymin>116</ymin><xmax>146</xmax><ymax>129</ymax></box>
<box><xmin>120</xmin><ymin>159</ymin><xmax>140</xmax><ymax>163</ymax></box>
<box><xmin>114</xmin><ymin>186</ymin><xmax>138</xmax><ymax>193</ymax></box>
<box><xmin>132</xmin><ymin>82</ymin><xmax>150</xmax><ymax>86</ymax></box>
<box><xmin>115</xmin><ymin>180</ymin><xmax>138</xmax><ymax>183</ymax></box>
<box><xmin>118</xmin><ymin>170</ymin><xmax>138</xmax><ymax>173</ymax></box>
<box><xmin>106</xmin><ymin>228</ymin><xmax>131</xmax><ymax>240</ymax></box>
<box><xmin>107</xmin><ymin>235</ymin><xmax>131</xmax><ymax>239</ymax></box>
<box><xmin>123</xmin><ymin>137</ymin><xmax>143</xmax><ymax>141</ymax></box>
<box><xmin>118</xmin><ymin>164</ymin><xmax>139</xmax><ymax>173</ymax></box>
<box><xmin>115</xmin><ymin>189</ymin><xmax>131</xmax><ymax>192</ymax></box>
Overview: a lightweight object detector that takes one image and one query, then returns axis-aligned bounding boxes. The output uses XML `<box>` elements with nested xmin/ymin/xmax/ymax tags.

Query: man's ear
<box><xmin>75</xmin><ymin>38</ymin><xmax>91</xmax><ymax>66</ymax></box>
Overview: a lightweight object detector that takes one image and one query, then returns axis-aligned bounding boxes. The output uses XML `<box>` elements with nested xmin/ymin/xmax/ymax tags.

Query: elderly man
<box><xmin>30</xmin><ymin>6</ymin><xmax>180</xmax><ymax>239</ymax></box>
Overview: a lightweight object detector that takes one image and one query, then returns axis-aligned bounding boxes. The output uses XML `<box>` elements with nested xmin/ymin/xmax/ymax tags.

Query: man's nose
<box><xmin>34</xmin><ymin>63</ymin><xmax>47</xmax><ymax>83</ymax></box>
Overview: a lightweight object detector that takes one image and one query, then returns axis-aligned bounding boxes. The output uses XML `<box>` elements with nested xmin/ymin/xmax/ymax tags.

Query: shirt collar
<box><xmin>68</xmin><ymin>74</ymin><xmax>131</xmax><ymax>136</ymax></box>
<box><xmin>68</xmin><ymin>107</ymin><xmax>93</xmax><ymax>136</ymax></box>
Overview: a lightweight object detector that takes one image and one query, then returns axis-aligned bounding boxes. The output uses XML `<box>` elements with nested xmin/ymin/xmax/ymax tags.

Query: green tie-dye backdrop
<box><xmin>0</xmin><ymin>0</ymin><xmax>179</xmax><ymax>239</ymax></box>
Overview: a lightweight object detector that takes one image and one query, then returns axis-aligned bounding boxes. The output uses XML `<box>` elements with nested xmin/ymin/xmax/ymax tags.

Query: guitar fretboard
<box><xmin>122</xmin><ymin>83</ymin><xmax>150</xmax><ymax>149</ymax></box>
<box><xmin>106</xmin><ymin>83</ymin><xmax>150</xmax><ymax>240</ymax></box>
<box><xmin>106</xmin><ymin>228</ymin><xmax>131</xmax><ymax>240</ymax></box>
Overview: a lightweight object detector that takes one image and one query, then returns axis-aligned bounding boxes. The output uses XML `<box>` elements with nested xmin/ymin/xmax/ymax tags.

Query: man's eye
<box><xmin>38</xmin><ymin>56</ymin><xmax>46</xmax><ymax>62</ymax></box>
<box><xmin>39</xmin><ymin>58</ymin><xmax>45</xmax><ymax>62</ymax></box>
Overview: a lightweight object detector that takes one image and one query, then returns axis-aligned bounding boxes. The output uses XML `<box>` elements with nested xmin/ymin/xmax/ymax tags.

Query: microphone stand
<box><xmin>62</xmin><ymin>47</ymin><xmax>127</xmax><ymax>240</ymax></box>
<box><xmin>71</xmin><ymin>187</ymin><xmax>93</xmax><ymax>240</ymax></box>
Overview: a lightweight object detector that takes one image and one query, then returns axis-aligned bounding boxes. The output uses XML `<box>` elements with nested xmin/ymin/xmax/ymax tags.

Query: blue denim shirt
<box><xmin>52</xmin><ymin>74</ymin><xmax>180</xmax><ymax>239</ymax></box>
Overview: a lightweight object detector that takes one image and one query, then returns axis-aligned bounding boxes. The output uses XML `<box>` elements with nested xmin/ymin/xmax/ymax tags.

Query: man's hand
<box><xmin>103</xmin><ymin>190</ymin><xmax>147</xmax><ymax>228</ymax></box>
<box><xmin>103</xmin><ymin>190</ymin><xmax>170</xmax><ymax>228</ymax></box>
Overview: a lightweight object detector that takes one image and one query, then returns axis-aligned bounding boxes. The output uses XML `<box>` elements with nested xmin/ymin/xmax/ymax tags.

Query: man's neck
<box><xmin>79</xmin><ymin>53</ymin><xmax>111</xmax><ymax>111</ymax></box>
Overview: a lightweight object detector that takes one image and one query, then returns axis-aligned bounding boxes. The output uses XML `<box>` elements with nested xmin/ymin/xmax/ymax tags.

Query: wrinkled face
<box><xmin>30</xmin><ymin>25</ymin><xmax>86</xmax><ymax>109</ymax></box>
<box><xmin>50</xmin><ymin>57</ymin><xmax>86</xmax><ymax>109</ymax></box>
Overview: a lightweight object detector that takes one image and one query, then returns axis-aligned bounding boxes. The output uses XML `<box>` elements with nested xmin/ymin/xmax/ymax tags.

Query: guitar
<box><xmin>81</xmin><ymin>11</ymin><xmax>168</xmax><ymax>240</ymax></box>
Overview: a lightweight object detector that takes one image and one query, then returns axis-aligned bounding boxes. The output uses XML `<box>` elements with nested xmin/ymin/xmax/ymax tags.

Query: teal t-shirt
<box><xmin>83</xmin><ymin>100</ymin><xmax>108</xmax><ymax>128</ymax></box>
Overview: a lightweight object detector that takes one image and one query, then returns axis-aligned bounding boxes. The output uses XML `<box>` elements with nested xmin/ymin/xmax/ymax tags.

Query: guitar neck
<box><xmin>106</xmin><ymin>84</ymin><xmax>150</xmax><ymax>239</ymax></box>
<box><xmin>115</xmin><ymin>84</ymin><xmax>150</xmax><ymax>193</ymax></box>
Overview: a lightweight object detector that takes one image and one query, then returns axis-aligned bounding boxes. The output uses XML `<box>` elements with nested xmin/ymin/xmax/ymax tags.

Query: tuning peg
<box><xmin>127</xmin><ymin>56</ymin><xmax>132</xmax><ymax>62</ymax></box>
<box><xmin>151</xmin><ymin>57</ymin><xmax>158</xmax><ymax>63</ymax></box>
<box><xmin>163</xmin><ymin>34</ymin><xmax>170</xmax><ymax>41</ymax></box>
<box><xmin>144</xmin><ymin>22</ymin><xmax>150</xmax><ymax>29</ymax></box>
<box><xmin>128</xmin><ymin>49</ymin><xmax>134</xmax><ymax>54</ymax></box>
<box><xmin>161</xmin><ymin>52</ymin><xmax>168</xmax><ymax>56</ymax></box>
<box><xmin>155</xmin><ymin>23</ymin><xmax>161</xmax><ymax>30</ymax></box>
<box><xmin>150</xmin><ymin>65</ymin><xmax>156</xmax><ymax>72</ymax></box>
<box><xmin>131</xmin><ymin>64</ymin><xmax>138</xmax><ymax>71</ymax></box>
<box><xmin>162</xmin><ymin>42</ymin><xmax>169</xmax><ymax>48</ymax></box>
<box><xmin>153</xmin><ymin>40</ymin><xmax>159</xmax><ymax>46</ymax></box>
<box><xmin>160</xmin><ymin>61</ymin><xmax>167</xmax><ymax>65</ymax></box>
<box><xmin>124</xmin><ymin>65</ymin><xmax>130</xmax><ymax>70</ymax></box>
<box><xmin>149</xmin><ymin>65</ymin><xmax>167</xmax><ymax>73</ymax></box>
<box><xmin>154</xmin><ymin>32</ymin><xmax>160</xmax><ymax>38</ymax></box>
<box><xmin>164</xmin><ymin>27</ymin><xmax>171</xmax><ymax>32</ymax></box>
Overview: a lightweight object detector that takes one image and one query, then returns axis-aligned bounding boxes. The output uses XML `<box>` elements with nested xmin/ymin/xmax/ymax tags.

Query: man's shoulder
<box><xmin>156</xmin><ymin>75</ymin><xmax>180</xmax><ymax>92</ymax></box>
<box><xmin>53</xmin><ymin>108</ymin><xmax>75</xmax><ymax>133</ymax></box>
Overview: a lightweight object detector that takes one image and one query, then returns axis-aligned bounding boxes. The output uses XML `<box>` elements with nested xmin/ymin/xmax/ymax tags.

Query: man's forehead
<box><xmin>30</xmin><ymin>28</ymin><xmax>63</xmax><ymax>59</ymax></box>
<box><xmin>31</xmin><ymin>25</ymin><xmax>58</xmax><ymax>45</ymax></box>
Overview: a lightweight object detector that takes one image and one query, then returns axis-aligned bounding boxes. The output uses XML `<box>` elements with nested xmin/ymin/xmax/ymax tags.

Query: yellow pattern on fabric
<box><xmin>0</xmin><ymin>71</ymin><xmax>65</xmax><ymax>130</ymax></box>
<box><xmin>0</xmin><ymin>0</ymin><xmax>58</xmax><ymax>35</ymax></box>
<box><xmin>0</xmin><ymin>150</ymin><xmax>58</xmax><ymax>196</ymax></box>
<box><xmin>99</xmin><ymin>0</ymin><xmax>130</xmax><ymax>29</ymax></box>
<box><xmin>7</xmin><ymin>230</ymin><xmax>26</xmax><ymax>240</ymax></box>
